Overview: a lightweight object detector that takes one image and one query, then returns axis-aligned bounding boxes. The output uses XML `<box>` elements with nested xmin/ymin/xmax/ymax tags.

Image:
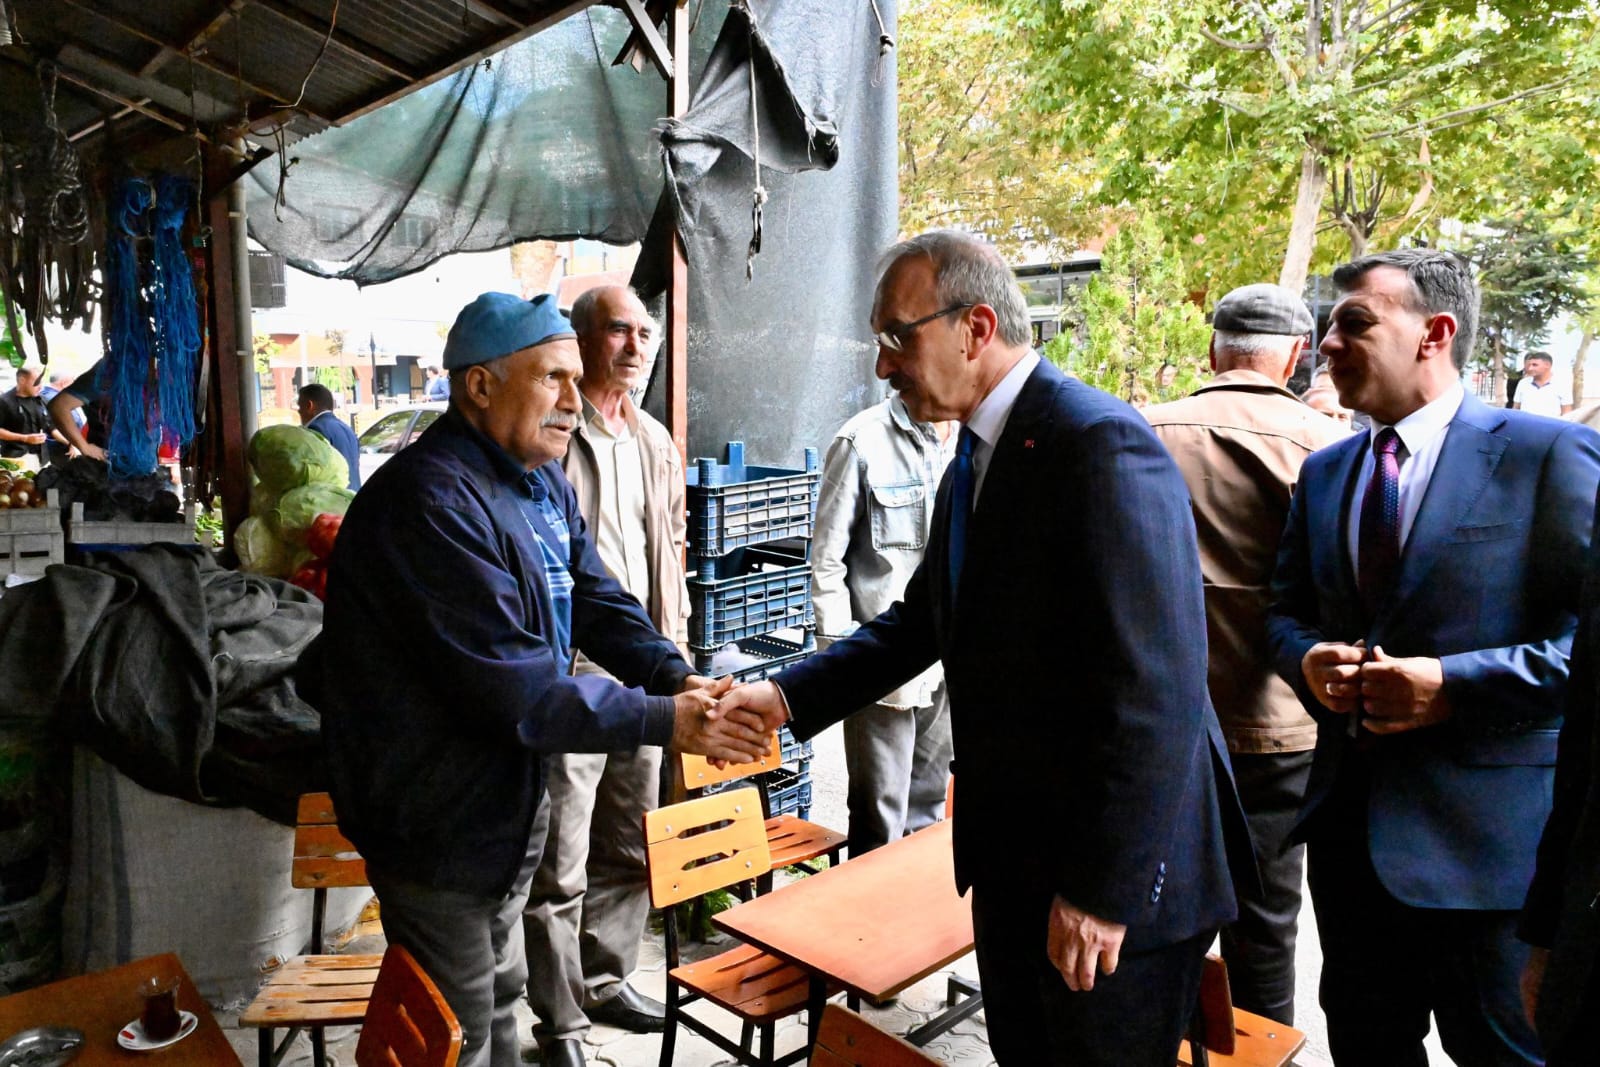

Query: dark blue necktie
<box><xmin>1358</xmin><ymin>427</ymin><xmax>1402</xmax><ymax>616</ymax></box>
<box><xmin>947</xmin><ymin>427</ymin><xmax>978</xmax><ymax>610</ymax></box>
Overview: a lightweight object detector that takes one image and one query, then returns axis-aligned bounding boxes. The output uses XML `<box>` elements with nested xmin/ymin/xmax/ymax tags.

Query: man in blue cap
<box><xmin>299</xmin><ymin>292</ymin><xmax>770</xmax><ymax>1067</ymax></box>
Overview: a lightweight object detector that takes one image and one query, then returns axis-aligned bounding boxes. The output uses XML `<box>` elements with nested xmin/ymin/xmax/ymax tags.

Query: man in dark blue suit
<box><xmin>1267</xmin><ymin>249</ymin><xmax>1600</xmax><ymax>1066</ymax></box>
<box><xmin>1520</xmin><ymin>488</ymin><xmax>1600</xmax><ymax>1066</ymax></box>
<box><xmin>715</xmin><ymin>231</ymin><xmax>1251</xmax><ymax>1064</ymax></box>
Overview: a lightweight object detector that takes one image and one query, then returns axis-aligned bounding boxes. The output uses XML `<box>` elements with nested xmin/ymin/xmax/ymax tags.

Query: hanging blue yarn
<box><xmin>105</xmin><ymin>177</ymin><xmax>159</xmax><ymax>479</ymax></box>
<box><xmin>152</xmin><ymin>175</ymin><xmax>200</xmax><ymax>445</ymax></box>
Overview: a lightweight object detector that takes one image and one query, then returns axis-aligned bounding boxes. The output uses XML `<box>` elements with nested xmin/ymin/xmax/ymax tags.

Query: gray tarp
<box><xmin>0</xmin><ymin>546</ymin><xmax>326</xmax><ymax>825</ymax></box>
<box><xmin>246</xmin><ymin>0</ymin><xmax>899</xmax><ymax>467</ymax></box>
<box><xmin>634</xmin><ymin>0</ymin><xmax>898</xmax><ymax>462</ymax></box>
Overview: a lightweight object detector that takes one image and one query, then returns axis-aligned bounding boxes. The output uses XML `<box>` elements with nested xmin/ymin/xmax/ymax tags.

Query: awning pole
<box><xmin>664</xmin><ymin>0</ymin><xmax>690</xmax><ymax>463</ymax></box>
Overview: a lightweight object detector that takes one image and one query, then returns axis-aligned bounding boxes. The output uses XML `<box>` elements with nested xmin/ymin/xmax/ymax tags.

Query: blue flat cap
<box><xmin>443</xmin><ymin>292</ymin><xmax>576</xmax><ymax>370</ymax></box>
<box><xmin>1212</xmin><ymin>283</ymin><xmax>1314</xmax><ymax>336</ymax></box>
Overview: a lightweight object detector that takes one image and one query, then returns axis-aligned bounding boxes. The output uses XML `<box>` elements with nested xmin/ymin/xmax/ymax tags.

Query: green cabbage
<box><xmin>249</xmin><ymin>483</ymin><xmax>282</xmax><ymax>520</ymax></box>
<box><xmin>272</xmin><ymin>484</ymin><xmax>355</xmax><ymax>544</ymax></box>
<box><xmin>248</xmin><ymin>425</ymin><xmax>348</xmax><ymax>492</ymax></box>
<box><xmin>234</xmin><ymin>516</ymin><xmax>292</xmax><ymax>578</ymax></box>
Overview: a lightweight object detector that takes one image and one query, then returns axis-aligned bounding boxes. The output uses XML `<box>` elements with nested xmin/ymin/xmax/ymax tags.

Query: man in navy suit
<box><xmin>715</xmin><ymin>230</ymin><xmax>1250</xmax><ymax>1064</ymax></box>
<box><xmin>1267</xmin><ymin>248</ymin><xmax>1600</xmax><ymax>1066</ymax></box>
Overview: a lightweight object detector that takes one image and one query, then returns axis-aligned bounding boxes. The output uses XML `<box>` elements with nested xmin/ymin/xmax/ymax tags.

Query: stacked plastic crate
<box><xmin>686</xmin><ymin>442</ymin><xmax>820</xmax><ymax>818</ymax></box>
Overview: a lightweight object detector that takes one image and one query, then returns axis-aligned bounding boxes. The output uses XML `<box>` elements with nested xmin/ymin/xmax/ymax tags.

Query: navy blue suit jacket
<box><xmin>777</xmin><ymin>360</ymin><xmax>1250</xmax><ymax>952</ymax></box>
<box><xmin>1267</xmin><ymin>394</ymin><xmax>1600</xmax><ymax>910</ymax></box>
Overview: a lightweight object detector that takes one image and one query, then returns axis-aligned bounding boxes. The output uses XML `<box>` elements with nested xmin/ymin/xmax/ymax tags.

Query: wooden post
<box><xmin>664</xmin><ymin>0</ymin><xmax>691</xmax><ymax>463</ymax></box>
<box><xmin>202</xmin><ymin>146</ymin><xmax>253</xmax><ymax>544</ymax></box>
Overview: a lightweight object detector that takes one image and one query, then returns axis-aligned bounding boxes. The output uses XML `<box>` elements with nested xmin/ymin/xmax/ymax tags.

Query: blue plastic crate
<box><xmin>693</xmin><ymin>629</ymin><xmax>815</xmax><ymax>682</ymax></box>
<box><xmin>777</xmin><ymin>725</ymin><xmax>813</xmax><ymax>765</ymax></box>
<box><xmin>688</xmin><ymin>544</ymin><xmax>812</xmax><ymax>652</ymax></box>
<box><xmin>763</xmin><ymin>766</ymin><xmax>812</xmax><ymax>818</ymax></box>
<box><xmin>688</xmin><ymin>442</ymin><xmax>820</xmax><ymax>557</ymax></box>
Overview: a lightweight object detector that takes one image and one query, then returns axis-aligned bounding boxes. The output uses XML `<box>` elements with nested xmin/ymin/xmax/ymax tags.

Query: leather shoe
<box><xmin>540</xmin><ymin>1039</ymin><xmax>585</xmax><ymax>1067</ymax></box>
<box><xmin>586</xmin><ymin>983</ymin><xmax>667</xmax><ymax>1033</ymax></box>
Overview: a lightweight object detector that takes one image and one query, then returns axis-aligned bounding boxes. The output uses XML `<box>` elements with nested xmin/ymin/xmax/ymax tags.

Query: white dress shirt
<box><xmin>1346</xmin><ymin>382</ymin><xmax>1465</xmax><ymax>578</ymax></box>
<box><xmin>964</xmin><ymin>350</ymin><xmax>1039</xmax><ymax>502</ymax></box>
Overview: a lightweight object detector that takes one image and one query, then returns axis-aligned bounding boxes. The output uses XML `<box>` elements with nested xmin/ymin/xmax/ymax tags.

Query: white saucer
<box><xmin>116</xmin><ymin>1012</ymin><xmax>198</xmax><ymax>1052</ymax></box>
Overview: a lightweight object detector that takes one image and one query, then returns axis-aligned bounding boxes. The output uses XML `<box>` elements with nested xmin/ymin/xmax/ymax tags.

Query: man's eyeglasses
<box><xmin>874</xmin><ymin>303</ymin><xmax>974</xmax><ymax>352</ymax></box>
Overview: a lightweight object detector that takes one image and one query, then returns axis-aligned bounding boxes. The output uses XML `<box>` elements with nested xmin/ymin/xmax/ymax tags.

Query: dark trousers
<box><xmin>970</xmin><ymin>884</ymin><xmax>1211</xmax><ymax>1066</ymax></box>
<box><xmin>366</xmin><ymin>799</ymin><xmax>551</xmax><ymax>1067</ymax></box>
<box><xmin>1543</xmin><ymin>960</ymin><xmax>1600</xmax><ymax>1066</ymax></box>
<box><xmin>1219</xmin><ymin>749</ymin><xmax>1313</xmax><ymax>1026</ymax></box>
<box><xmin>1306</xmin><ymin>785</ymin><xmax>1542</xmax><ymax>1067</ymax></box>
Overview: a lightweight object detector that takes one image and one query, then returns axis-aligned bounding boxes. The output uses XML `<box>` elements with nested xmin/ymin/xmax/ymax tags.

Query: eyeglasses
<box><xmin>873</xmin><ymin>303</ymin><xmax>974</xmax><ymax>352</ymax></box>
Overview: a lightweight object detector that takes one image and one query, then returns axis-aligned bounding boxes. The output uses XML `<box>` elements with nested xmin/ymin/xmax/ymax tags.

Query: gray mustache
<box><xmin>542</xmin><ymin>413</ymin><xmax>579</xmax><ymax>430</ymax></box>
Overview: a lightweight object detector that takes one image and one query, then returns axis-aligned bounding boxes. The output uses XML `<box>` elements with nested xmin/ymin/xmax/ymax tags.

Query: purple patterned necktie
<box><xmin>1358</xmin><ymin>428</ymin><xmax>1402</xmax><ymax>615</ymax></box>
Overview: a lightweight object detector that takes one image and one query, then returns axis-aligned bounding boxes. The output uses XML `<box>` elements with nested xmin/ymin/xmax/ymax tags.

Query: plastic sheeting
<box><xmin>634</xmin><ymin>0</ymin><xmax>899</xmax><ymax>464</ymax></box>
<box><xmin>244</xmin><ymin>6</ymin><xmax>705</xmax><ymax>286</ymax></box>
<box><xmin>248</xmin><ymin>0</ymin><xmax>900</xmax><ymax>468</ymax></box>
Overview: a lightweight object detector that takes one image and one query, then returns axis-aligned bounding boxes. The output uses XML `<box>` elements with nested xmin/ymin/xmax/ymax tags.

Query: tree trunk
<box><xmin>1492</xmin><ymin>335</ymin><xmax>1507</xmax><ymax>406</ymax></box>
<box><xmin>1574</xmin><ymin>331</ymin><xmax>1594</xmax><ymax>405</ymax></box>
<box><xmin>1279</xmin><ymin>147</ymin><xmax>1327</xmax><ymax>297</ymax></box>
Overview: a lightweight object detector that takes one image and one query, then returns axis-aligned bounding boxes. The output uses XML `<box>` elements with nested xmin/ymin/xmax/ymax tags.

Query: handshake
<box><xmin>669</xmin><ymin>677</ymin><xmax>791</xmax><ymax>764</ymax></box>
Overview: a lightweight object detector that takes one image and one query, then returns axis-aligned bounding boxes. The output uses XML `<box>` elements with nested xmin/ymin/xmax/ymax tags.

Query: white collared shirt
<box><xmin>1346</xmin><ymin>382</ymin><xmax>1465</xmax><ymax>576</ymax></box>
<box><xmin>965</xmin><ymin>350</ymin><xmax>1039</xmax><ymax>502</ymax></box>
<box><xmin>580</xmin><ymin>395</ymin><xmax>649</xmax><ymax>601</ymax></box>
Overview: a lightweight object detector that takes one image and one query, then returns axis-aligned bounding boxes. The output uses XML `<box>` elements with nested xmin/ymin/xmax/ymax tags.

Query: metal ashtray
<box><xmin>0</xmin><ymin>1027</ymin><xmax>85</xmax><ymax>1067</ymax></box>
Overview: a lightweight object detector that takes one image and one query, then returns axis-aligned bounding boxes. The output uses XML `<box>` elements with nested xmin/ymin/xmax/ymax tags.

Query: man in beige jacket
<box><xmin>523</xmin><ymin>285</ymin><xmax>690</xmax><ymax>1067</ymax></box>
<box><xmin>1144</xmin><ymin>283</ymin><xmax>1346</xmax><ymax>1027</ymax></box>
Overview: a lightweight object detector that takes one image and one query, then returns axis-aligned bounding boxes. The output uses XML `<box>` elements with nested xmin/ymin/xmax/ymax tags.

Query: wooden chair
<box><xmin>241</xmin><ymin>793</ymin><xmax>383</xmax><ymax>1067</ymax></box>
<box><xmin>680</xmin><ymin>732</ymin><xmax>844</xmax><ymax>895</ymax></box>
<box><xmin>1178</xmin><ymin>956</ymin><xmax>1305</xmax><ymax>1067</ymax></box>
<box><xmin>647</xmin><ymin>787</ymin><xmax>831</xmax><ymax>1067</ymax></box>
<box><xmin>810</xmin><ymin>1004</ymin><xmax>940</xmax><ymax>1066</ymax></box>
<box><xmin>353</xmin><ymin>945</ymin><xmax>462</xmax><ymax>1067</ymax></box>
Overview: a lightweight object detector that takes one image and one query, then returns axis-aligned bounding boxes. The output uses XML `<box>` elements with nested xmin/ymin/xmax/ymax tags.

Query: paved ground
<box><xmin>211</xmin><ymin>721</ymin><xmax>1454</xmax><ymax>1066</ymax></box>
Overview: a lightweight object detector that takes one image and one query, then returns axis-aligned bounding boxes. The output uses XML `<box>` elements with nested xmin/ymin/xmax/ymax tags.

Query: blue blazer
<box><xmin>1267</xmin><ymin>394</ymin><xmax>1600</xmax><ymax>910</ymax></box>
<box><xmin>778</xmin><ymin>360</ymin><xmax>1252</xmax><ymax>952</ymax></box>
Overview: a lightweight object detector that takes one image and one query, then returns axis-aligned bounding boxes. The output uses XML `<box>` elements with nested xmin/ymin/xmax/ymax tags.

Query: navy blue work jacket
<box><xmin>299</xmin><ymin>407</ymin><xmax>689</xmax><ymax>897</ymax></box>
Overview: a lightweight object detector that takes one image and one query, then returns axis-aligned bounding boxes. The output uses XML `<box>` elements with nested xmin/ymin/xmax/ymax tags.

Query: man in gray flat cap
<box><xmin>301</xmin><ymin>292</ymin><xmax>770</xmax><ymax>1067</ymax></box>
<box><xmin>1144</xmin><ymin>282</ymin><xmax>1345</xmax><ymax>1025</ymax></box>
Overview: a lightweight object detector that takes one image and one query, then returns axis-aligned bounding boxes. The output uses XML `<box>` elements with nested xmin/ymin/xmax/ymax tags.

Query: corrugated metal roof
<box><xmin>2</xmin><ymin>0</ymin><xmax>598</xmax><ymax>159</ymax></box>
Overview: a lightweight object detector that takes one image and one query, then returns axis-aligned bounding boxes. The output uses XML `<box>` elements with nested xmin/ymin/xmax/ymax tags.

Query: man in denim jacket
<box><xmin>813</xmin><ymin>394</ymin><xmax>956</xmax><ymax>854</ymax></box>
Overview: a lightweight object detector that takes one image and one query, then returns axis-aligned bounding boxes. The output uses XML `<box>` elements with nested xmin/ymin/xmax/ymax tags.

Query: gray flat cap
<box><xmin>1212</xmin><ymin>283</ymin><xmax>1314</xmax><ymax>336</ymax></box>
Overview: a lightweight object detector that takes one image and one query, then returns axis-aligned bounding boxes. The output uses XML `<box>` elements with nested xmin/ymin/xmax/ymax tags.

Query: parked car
<box><xmin>356</xmin><ymin>403</ymin><xmax>445</xmax><ymax>482</ymax></box>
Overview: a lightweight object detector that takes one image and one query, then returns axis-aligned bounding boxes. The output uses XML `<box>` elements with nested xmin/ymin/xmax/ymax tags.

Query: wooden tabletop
<box><xmin>0</xmin><ymin>954</ymin><xmax>242</xmax><ymax>1065</ymax></box>
<box><xmin>713</xmin><ymin>819</ymin><xmax>973</xmax><ymax>1002</ymax></box>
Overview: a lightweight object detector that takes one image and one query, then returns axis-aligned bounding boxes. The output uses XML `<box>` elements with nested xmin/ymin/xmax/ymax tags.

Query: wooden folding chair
<box><xmin>810</xmin><ymin>1004</ymin><xmax>940</xmax><ymax>1066</ymax></box>
<box><xmin>647</xmin><ymin>787</ymin><xmax>832</xmax><ymax>1067</ymax></box>
<box><xmin>241</xmin><ymin>793</ymin><xmax>383</xmax><ymax>1067</ymax></box>
<box><xmin>1179</xmin><ymin>955</ymin><xmax>1305</xmax><ymax>1067</ymax></box>
<box><xmin>680</xmin><ymin>733</ymin><xmax>844</xmax><ymax>895</ymax></box>
<box><xmin>353</xmin><ymin>945</ymin><xmax>462</xmax><ymax>1067</ymax></box>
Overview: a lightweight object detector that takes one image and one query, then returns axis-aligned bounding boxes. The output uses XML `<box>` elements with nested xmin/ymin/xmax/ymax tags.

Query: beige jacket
<box><xmin>1144</xmin><ymin>369</ymin><xmax>1350</xmax><ymax>753</ymax></box>
<box><xmin>562</xmin><ymin>396</ymin><xmax>690</xmax><ymax>654</ymax></box>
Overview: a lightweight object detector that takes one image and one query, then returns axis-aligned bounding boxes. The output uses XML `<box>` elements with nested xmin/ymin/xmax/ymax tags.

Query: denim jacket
<box><xmin>812</xmin><ymin>396</ymin><xmax>953</xmax><ymax>708</ymax></box>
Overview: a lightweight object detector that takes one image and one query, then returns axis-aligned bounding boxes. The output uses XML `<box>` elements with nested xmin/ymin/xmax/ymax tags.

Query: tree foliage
<box><xmin>1464</xmin><ymin>213</ymin><xmax>1596</xmax><ymax>400</ymax></box>
<box><xmin>1045</xmin><ymin>218</ymin><xmax>1210</xmax><ymax>405</ymax></box>
<box><xmin>917</xmin><ymin>0</ymin><xmax>1600</xmax><ymax>294</ymax></box>
<box><xmin>897</xmin><ymin>0</ymin><xmax>1104</xmax><ymax>255</ymax></box>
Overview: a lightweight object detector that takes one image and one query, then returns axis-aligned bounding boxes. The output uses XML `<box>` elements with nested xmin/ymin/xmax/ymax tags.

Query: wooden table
<box><xmin>0</xmin><ymin>954</ymin><xmax>242</xmax><ymax>1065</ymax></box>
<box><xmin>713</xmin><ymin>819</ymin><xmax>974</xmax><ymax>1046</ymax></box>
